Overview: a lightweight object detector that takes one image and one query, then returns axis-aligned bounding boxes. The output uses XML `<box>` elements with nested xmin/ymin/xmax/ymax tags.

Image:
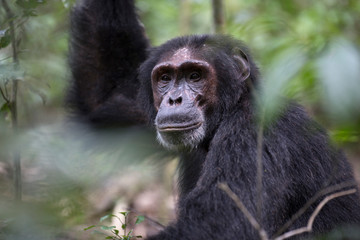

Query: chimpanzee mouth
<box><xmin>157</xmin><ymin>122</ymin><xmax>203</xmax><ymax>132</ymax></box>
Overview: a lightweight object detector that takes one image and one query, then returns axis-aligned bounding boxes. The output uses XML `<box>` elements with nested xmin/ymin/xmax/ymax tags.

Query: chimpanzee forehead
<box><xmin>161</xmin><ymin>47</ymin><xmax>200</xmax><ymax>64</ymax></box>
<box><xmin>171</xmin><ymin>48</ymin><xmax>192</xmax><ymax>60</ymax></box>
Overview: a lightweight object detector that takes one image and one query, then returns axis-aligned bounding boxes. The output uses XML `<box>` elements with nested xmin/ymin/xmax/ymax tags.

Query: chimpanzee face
<box><xmin>151</xmin><ymin>47</ymin><xmax>217</xmax><ymax>150</ymax></box>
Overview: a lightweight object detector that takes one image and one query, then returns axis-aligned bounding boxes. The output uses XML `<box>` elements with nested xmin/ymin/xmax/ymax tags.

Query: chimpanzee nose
<box><xmin>169</xmin><ymin>96</ymin><xmax>182</xmax><ymax>106</ymax></box>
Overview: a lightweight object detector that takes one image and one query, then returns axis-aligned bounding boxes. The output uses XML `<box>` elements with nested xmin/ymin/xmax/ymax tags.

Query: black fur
<box><xmin>67</xmin><ymin>0</ymin><xmax>149</xmax><ymax>125</ymax></box>
<box><xmin>68</xmin><ymin>1</ymin><xmax>360</xmax><ymax>239</ymax></box>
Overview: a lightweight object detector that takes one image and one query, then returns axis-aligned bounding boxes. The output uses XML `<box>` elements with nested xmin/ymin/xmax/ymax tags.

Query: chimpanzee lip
<box><xmin>157</xmin><ymin>122</ymin><xmax>203</xmax><ymax>132</ymax></box>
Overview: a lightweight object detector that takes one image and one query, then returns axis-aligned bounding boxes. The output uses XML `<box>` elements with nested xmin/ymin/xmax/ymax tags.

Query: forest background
<box><xmin>1</xmin><ymin>0</ymin><xmax>360</xmax><ymax>239</ymax></box>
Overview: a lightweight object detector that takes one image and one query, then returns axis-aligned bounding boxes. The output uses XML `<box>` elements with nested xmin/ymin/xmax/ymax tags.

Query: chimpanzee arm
<box><xmin>67</xmin><ymin>0</ymin><xmax>150</xmax><ymax>126</ymax></box>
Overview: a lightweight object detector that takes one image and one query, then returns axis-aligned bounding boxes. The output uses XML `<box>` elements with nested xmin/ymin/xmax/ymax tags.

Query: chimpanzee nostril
<box><xmin>175</xmin><ymin>96</ymin><xmax>182</xmax><ymax>105</ymax></box>
<box><xmin>169</xmin><ymin>96</ymin><xmax>182</xmax><ymax>106</ymax></box>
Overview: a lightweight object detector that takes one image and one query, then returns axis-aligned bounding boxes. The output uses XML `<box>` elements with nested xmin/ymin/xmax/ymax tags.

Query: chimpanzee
<box><xmin>67</xmin><ymin>0</ymin><xmax>360</xmax><ymax>239</ymax></box>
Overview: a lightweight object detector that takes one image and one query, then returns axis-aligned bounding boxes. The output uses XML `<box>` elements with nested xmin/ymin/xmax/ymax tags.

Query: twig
<box><xmin>0</xmin><ymin>86</ymin><xmax>9</xmax><ymax>102</ymax></box>
<box><xmin>256</xmin><ymin>114</ymin><xmax>265</xmax><ymax>225</ymax></box>
<box><xmin>2</xmin><ymin>0</ymin><xmax>21</xmax><ymax>201</ymax></box>
<box><xmin>179</xmin><ymin>0</ymin><xmax>190</xmax><ymax>35</ymax></box>
<box><xmin>2</xmin><ymin>0</ymin><xmax>19</xmax><ymax>64</ymax></box>
<box><xmin>273</xmin><ymin>181</ymin><xmax>357</xmax><ymax>237</ymax></box>
<box><xmin>218</xmin><ymin>182</ymin><xmax>269</xmax><ymax>240</ymax></box>
<box><xmin>274</xmin><ymin>189</ymin><xmax>356</xmax><ymax>240</ymax></box>
<box><xmin>129</xmin><ymin>208</ymin><xmax>166</xmax><ymax>229</ymax></box>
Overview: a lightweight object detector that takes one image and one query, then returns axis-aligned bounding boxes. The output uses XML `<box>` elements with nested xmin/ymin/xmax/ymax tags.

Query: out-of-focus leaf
<box><xmin>93</xmin><ymin>230</ymin><xmax>107</xmax><ymax>236</ymax></box>
<box><xmin>135</xmin><ymin>215</ymin><xmax>145</xmax><ymax>225</ymax></box>
<box><xmin>0</xmin><ymin>102</ymin><xmax>11</xmax><ymax>114</ymax></box>
<box><xmin>100</xmin><ymin>214</ymin><xmax>112</xmax><ymax>222</ymax></box>
<box><xmin>317</xmin><ymin>38</ymin><xmax>360</xmax><ymax>123</ymax></box>
<box><xmin>119</xmin><ymin>211</ymin><xmax>129</xmax><ymax>217</ymax></box>
<box><xmin>0</xmin><ymin>29</ymin><xmax>11</xmax><ymax>49</ymax></box>
<box><xmin>258</xmin><ymin>47</ymin><xmax>307</xmax><ymax>123</ymax></box>
<box><xmin>16</xmin><ymin>0</ymin><xmax>45</xmax><ymax>9</ymax></box>
<box><xmin>83</xmin><ymin>225</ymin><xmax>96</xmax><ymax>231</ymax></box>
<box><xmin>0</xmin><ymin>63</ymin><xmax>25</xmax><ymax>81</ymax></box>
<box><xmin>100</xmin><ymin>225</ymin><xmax>116</xmax><ymax>231</ymax></box>
<box><xmin>61</xmin><ymin>0</ymin><xmax>75</xmax><ymax>9</ymax></box>
<box><xmin>331</xmin><ymin>130</ymin><xmax>359</xmax><ymax>144</ymax></box>
<box><xmin>23</xmin><ymin>9</ymin><xmax>38</xmax><ymax>17</ymax></box>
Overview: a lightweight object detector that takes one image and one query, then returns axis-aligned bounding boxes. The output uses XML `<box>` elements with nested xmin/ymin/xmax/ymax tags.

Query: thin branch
<box><xmin>129</xmin><ymin>209</ymin><xmax>165</xmax><ymax>229</ymax></box>
<box><xmin>256</xmin><ymin>114</ymin><xmax>265</xmax><ymax>224</ymax></box>
<box><xmin>0</xmin><ymin>86</ymin><xmax>9</xmax><ymax>102</ymax></box>
<box><xmin>211</xmin><ymin>0</ymin><xmax>225</xmax><ymax>34</ymax></box>
<box><xmin>273</xmin><ymin>180</ymin><xmax>357</xmax><ymax>237</ymax></box>
<box><xmin>218</xmin><ymin>182</ymin><xmax>269</xmax><ymax>240</ymax></box>
<box><xmin>4</xmin><ymin>80</ymin><xmax>9</xmax><ymax>97</ymax></box>
<box><xmin>2</xmin><ymin>0</ymin><xmax>19</xmax><ymax>64</ymax></box>
<box><xmin>274</xmin><ymin>189</ymin><xmax>356</xmax><ymax>240</ymax></box>
<box><xmin>179</xmin><ymin>0</ymin><xmax>190</xmax><ymax>35</ymax></box>
<box><xmin>2</xmin><ymin>0</ymin><xmax>21</xmax><ymax>201</ymax></box>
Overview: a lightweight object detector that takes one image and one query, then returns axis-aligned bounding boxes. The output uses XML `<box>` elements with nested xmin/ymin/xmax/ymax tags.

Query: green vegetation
<box><xmin>1</xmin><ymin>0</ymin><xmax>359</xmax><ymax>239</ymax></box>
<box><xmin>84</xmin><ymin>212</ymin><xmax>144</xmax><ymax>240</ymax></box>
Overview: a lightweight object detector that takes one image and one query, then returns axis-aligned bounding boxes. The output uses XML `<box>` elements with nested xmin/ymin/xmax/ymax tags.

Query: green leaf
<box><xmin>100</xmin><ymin>215</ymin><xmax>111</xmax><ymax>222</ymax></box>
<box><xmin>16</xmin><ymin>0</ymin><xmax>45</xmax><ymax>9</ymax></box>
<box><xmin>121</xmin><ymin>223</ymin><xmax>126</xmax><ymax>230</ymax></box>
<box><xmin>100</xmin><ymin>214</ymin><xmax>118</xmax><ymax>222</ymax></box>
<box><xmin>259</xmin><ymin>47</ymin><xmax>306</xmax><ymax>123</ymax></box>
<box><xmin>135</xmin><ymin>216</ymin><xmax>145</xmax><ymax>225</ymax></box>
<box><xmin>92</xmin><ymin>230</ymin><xmax>107</xmax><ymax>236</ymax></box>
<box><xmin>83</xmin><ymin>225</ymin><xmax>96</xmax><ymax>231</ymax></box>
<box><xmin>331</xmin><ymin>130</ymin><xmax>359</xmax><ymax>143</ymax></box>
<box><xmin>0</xmin><ymin>29</ymin><xmax>11</xmax><ymax>49</ymax></box>
<box><xmin>100</xmin><ymin>225</ymin><xmax>116</xmax><ymax>231</ymax></box>
<box><xmin>0</xmin><ymin>103</ymin><xmax>10</xmax><ymax>114</ymax></box>
<box><xmin>105</xmin><ymin>237</ymin><xmax>114</xmax><ymax>239</ymax></box>
<box><xmin>119</xmin><ymin>211</ymin><xmax>129</xmax><ymax>217</ymax></box>
<box><xmin>317</xmin><ymin>38</ymin><xmax>360</xmax><ymax>123</ymax></box>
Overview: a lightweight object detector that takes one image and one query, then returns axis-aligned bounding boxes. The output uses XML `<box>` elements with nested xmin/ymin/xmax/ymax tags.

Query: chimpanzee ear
<box><xmin>232</xmin><ymin>47</ymin><xmax>251</xmax><ymax>81</ymax></box>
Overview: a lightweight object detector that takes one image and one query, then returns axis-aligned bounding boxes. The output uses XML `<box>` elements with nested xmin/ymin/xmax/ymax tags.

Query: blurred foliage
<box><xmin>1</xmin><ymin>0</ymin><xmax>360</xmax><ymax>239</ymax></box>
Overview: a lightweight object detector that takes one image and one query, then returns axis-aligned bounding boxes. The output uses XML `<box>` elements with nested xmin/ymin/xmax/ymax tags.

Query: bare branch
<box><xmin>129</xmin><ymin>208</ymin><xmax>165</xmax><ymax>229</ymax></box>
<box><xmin>179</xmin><ymin>0</ymin><xmax>190</xmax><ymax>35</ymax></box>
<box><xmin>1</xmin><ymin>0</ymin><xmax>19</xmax><ymax>64</ymax></box>
<box><xmin>274</xmin><ymin>189</ymin><xmax>356</xmax><ymax>240</ymax></box>
<box><xmin>256</xmin><ymin>115</ymin><xmax>265</xmax><ymax>224</ymax></box>
<box><xmin>273</xmin><ymin>181</ymin><xmax>357</xmax><ymax>237</ymax></box>
<box><xmin>0</xmin><ymin>86</ymin><xmax>10</xmax><ymax>102</ymax></box>
<box><xmin>218</xmin><ymin>182</ymin><xmax>269</xmax><ymax>240</ymax></box>
<box><xmin>211</xmin><ymin>0</ymin><xmax>225</xmax><ymax>34</ymax></box>
<box><xmin>1</xmin><ymin>0</ymin><xmax>21</xmax><ymax>201</ymax></box>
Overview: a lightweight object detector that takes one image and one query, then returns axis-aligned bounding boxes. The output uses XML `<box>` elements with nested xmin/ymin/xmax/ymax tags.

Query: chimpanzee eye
<box><xmin>189</xmin><ymin>72</ymin><xmax>201</xmax><ymax>81</ymax></box>
<box><xmin>160</xmin><ymin>74</ymin><xmax>171</xmax><ymax>82</ymax></box>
